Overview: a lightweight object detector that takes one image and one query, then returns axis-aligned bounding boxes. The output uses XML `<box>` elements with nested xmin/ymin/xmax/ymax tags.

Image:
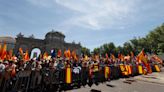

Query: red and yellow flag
<box><xmin>137</xmin><ymin>49</ymin><xmax>145</xmax><ymax>63</ymax></box>
<box><xmin>19</xmin><ymin>48</ymin><xmax>23</xmax><ymax>55</ymax></box>
<box><xmin>6</xmin><ymin>50</ymin><xmax>13</xmax><ymax>60</ymax></box>
<box><xmin>67</xmin><ymin>49</ymin><xmax>71</xmax><ymax>59</ymax></box>
<box><xmin>0</xmin><ymin>43</ymin><xmax>7</xmax><ymax>60</ymax></box>
<box><xmin>110</xmin><ymin>54</ymin><xmax>116</xmax><ymax>61</ymax></box>
<box><xmin>65</xmin><ymin>67</ymin><xmax>72</xmax><ymax>84</ymax></box>
<box><xmin>24</xmin><ymin>50</ymin><xmax>30</xmax><ymax>61</ymax></box>
<box><xmin>72</xmin><ymin>50</ymin><xmax>77</xmax><ymax>61</ymax></box>
<box><xmin>64</xmin><ymin>50</ymin><xmax>68</xmax><ymax>58</ymax></box>
<box><xmin>64</xmin><ymin>49</ymin><xmax>71</xmax><ymax>59</ymax></box>
<box><xmin>57</xmin><ymin>49</ymin><xmax>62</xmax><ymax>57</ymax></box>
<box><xmin>43</xmin><ymin>52</ymin><xmax>48</xmax><ymax>59</ymax></box>
<box><xmin>0</xmin><ymin>44</ymin><xmax>2</xmax><ymax>56</ymax></box>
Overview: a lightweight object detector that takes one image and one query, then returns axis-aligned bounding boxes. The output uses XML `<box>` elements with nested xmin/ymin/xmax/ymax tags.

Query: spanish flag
<box><xmin>57</xmin><ymin>49</ymin><xmax>62</xmax><ymax>57</ymax></box>
<box><xmin>24</xmin><ymin>50</ymin><xmax>30</xmax><ymax>61</ymax></box>
<box><xmin>137</xmin><ymin>49</ymin><xmax>145</xmax><ymax>63</ymax></box>
<box><xmin>67</xmin><ymin>49</ymin><xmax>71</xmax><ymax>59</ymax></box>
<box><xmin>65</xmin><ymin>67</ymin><xmax>72</xmax><ymax>84</ymax></box>
<box><xmin>0</xmin><ymin>44</ymin><xmax>2</xmax><ymax>56</ymax></box>
<box><xmin>64</xmin><ymin>50</ymin><xmax>67</xmax><ymax>58</ymax></box>
<box><xmin>43</xmin><ymin>52</ymin><xmax>48</xmax><ymax>59</ymax></box>
<box><xmin>0</xmin><ymin>43</ymin><xmax>7</xmax><ymax>60</ymax></box>
<box><xmin>118</xmin><ymin>53</ymin><xmax>124</xmax><ymax>60</ymax></box>
<box><xmin>6</xmin><ymin>50</ymin><xmax>13</xmax><ymax>60</ymax></box>
<box><xmin>19</xmin><ymin>47</ymin><xmax>24</xmax><ymax>56</ymax></box>
<box><xmin>72</xmin><ymin>50</ymin><xmax>77</xmax><ymax>61</ymax></box>
<box><xmin>104</xmin><ymin>66</ymin><xmax>110</xmax><ymax>79</ymax></box>
<box><xmin>110</xmin><ymin>54</ymin><xmax>116</xmax><ymax>61</ymax></box>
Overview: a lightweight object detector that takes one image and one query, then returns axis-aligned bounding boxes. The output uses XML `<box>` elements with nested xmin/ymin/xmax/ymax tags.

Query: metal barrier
<box><xmin>0</xmin><ymin>63</ymin><xmax>162</xmax><ymax>92</ymax></box>
<box><xmin>13</xmin><ymin>70</ymin><xmax>31</xmax><ymax>92</ymax></box>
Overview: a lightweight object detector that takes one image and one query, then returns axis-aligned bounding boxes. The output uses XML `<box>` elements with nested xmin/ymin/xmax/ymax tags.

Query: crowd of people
<box><xmin>0</xmin><ymin>47</ymin><xmax>163</xmax><ymax>92</ymax></box>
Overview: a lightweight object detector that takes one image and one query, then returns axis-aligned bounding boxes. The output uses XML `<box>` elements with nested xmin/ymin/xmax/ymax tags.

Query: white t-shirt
<box><xmin>0</xmin><ymin>63</ymin><xmax>5</xmax><ymax>72</ymax></box>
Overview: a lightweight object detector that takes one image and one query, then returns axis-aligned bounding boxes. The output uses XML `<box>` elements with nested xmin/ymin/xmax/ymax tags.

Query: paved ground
<box><xmin>66</xmin><ymin>68</ymin><xmax>164</xmax><ymax>92</ymax></box>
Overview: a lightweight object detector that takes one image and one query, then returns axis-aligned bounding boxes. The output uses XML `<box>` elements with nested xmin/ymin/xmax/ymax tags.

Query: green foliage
<box><xmin>81</xmin><ymin>47</ymin><xmax>91</xmax><ymax>56</ymax></box>
<box><xmin>92</xmin><ymin>23</ymin><xmax>164</xmax><ymax>55</ymax></box>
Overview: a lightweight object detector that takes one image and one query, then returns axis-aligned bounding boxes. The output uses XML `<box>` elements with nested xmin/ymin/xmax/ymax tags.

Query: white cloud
<box><xmin>26</xmin><ymin>0</ymin><xmax>140</xmax><ymax>30</ymax></box>
<box><xmin>55</xmin><ymin>0</ymin><xmax>139</xmax><ymax>30</ymax></box>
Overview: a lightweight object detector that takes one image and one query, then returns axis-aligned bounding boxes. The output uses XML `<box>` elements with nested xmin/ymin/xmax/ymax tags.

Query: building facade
<box><xmin>1</xmin><ymin>30</ymin><xmax>81</xmax><ymax>57</ymax></box>
<box><xmin>0</xmin><ymin>36</ymin><xmax>16</xmax><ymax>50</ymax></box>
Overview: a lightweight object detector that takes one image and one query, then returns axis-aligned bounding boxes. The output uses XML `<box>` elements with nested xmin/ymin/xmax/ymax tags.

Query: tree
<box><xmin>93</xmin><ymin>48</ymin><xmax>100</xmax><ymax>55</ymax></box>
<box><xmin>122</xmin><ymin>42</ymin><xmax>133</xmax><ymax>55</ymax></box>
<box><xmin>92</xmin><ymin>23</ymin><xmax>164</xmax><ymax>55</ymax></box>
<box><xmin>81</xmin><ymin>47</ymin><xmax>90</xmax><ymax>56</ymax></box>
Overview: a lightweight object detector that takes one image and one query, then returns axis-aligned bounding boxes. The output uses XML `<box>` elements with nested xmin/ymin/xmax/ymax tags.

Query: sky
<box><xmin>0</xmin><ymin>0</ymin><xmax>164</xmax><ymax>51</ymax></box>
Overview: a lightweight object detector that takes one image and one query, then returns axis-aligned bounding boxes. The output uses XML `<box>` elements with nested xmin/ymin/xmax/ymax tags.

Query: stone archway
<box><xmin>30</xmin><ymin>48</ymin><xmax>41</xmax><ymax>59</ymax></box>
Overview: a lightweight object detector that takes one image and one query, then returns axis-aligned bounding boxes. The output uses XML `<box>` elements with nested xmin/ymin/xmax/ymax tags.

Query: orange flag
<box><xmin>137</xmin><ymin>49</ymin><xmax>145</xmax><ymax>63</ymax></box>
<box><xmin>0</xmin><ymin>43</ymin><xmax>7</xmax><ymax>60</ymax></box>
<box><xmin>118</xmin><ymin>53</ymin><xmax>124</xmax><ymax>61</ymax></box>
<box><xmin>57</xmin><ymin>49</ymin><xmax>62</xmax><ymax>57</ymax></box>
<box><xmin>24</xmin><ymin>50</ymin><xmax>30</xmax><ymax>61</ymax></box>
<box><xmin>43</xmin><ymin>52</ymin><xmax>48</xmax><ymax>59</ymax></box>
<box><xmin>110</xmin><ymin>54</ymin><xmax>116</xmax><ymax>61</ymax></box>
<box><xmin>67</xmin><ymin>49</ymin><xmax>71</xmax><ymax>59</ymax></box>
<box><xmin>19</xmin><ymin>48</ymin><xmax>23</xmax><ymax>55</ymax></box>
<box><xmin>64</xmin><ymin>50</ymin><xmax>68</xmax><ymax>58</ymax></box>
<box><xmin>6</xmin><ymin>51</ymin><xmax>11</xmax><ymax>60</ymax></box>
<box><xmin>72</xmin><ymin>50</ymin><xmax>77</xmax><ymax>61</ymax></box>
<box><xmin>0</xmin><ymin>44</ymin><xmax>2</xmax><ymax>56</ymax></box>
